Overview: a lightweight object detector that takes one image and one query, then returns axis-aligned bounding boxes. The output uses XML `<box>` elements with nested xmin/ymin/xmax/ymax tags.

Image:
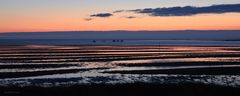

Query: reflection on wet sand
<box><xmin>0</xmin><ymin>45</ymin><xmax>240</xmax><ymax>87</ymax></box>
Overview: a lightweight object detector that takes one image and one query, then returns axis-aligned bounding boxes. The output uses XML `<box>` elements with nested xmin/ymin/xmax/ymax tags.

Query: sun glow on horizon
<box><xmin>0</xmin><ymin>0</ymin><xmax>240</xmax><ymax>32</ymax></box>
<box><xmin>0</xmin><ymin>13</ymin><xmax>240</xmax><ymax>32</ymax></box>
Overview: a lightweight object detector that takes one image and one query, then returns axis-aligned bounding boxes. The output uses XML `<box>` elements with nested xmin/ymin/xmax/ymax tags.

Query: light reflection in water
<box><xmin>0</xmin><ymin>45</ymin><xmax>240</xmax><ymax>87</ymax></box>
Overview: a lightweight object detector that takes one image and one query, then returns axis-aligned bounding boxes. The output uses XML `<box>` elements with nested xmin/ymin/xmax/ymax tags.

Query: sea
<box><xmin>0</xmin><ymin>39</ymin><xmax>240</xmax><ymax>46</ymax></box>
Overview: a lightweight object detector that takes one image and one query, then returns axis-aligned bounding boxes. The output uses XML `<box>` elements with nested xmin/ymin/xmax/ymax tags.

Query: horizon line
<box><xmin>1</xmin><ymin>29</ymin><xmax>240</xmax><ymax>34</ymax></box>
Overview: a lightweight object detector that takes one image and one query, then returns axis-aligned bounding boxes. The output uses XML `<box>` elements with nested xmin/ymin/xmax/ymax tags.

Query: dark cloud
<box><xmin>84</xmin><ymin>18</ymin><xmax>93</xmax><ymax>21</ymax></box>
<box><xmin>90</xmin><ymin>13</ymin><xmax>113</xmax><ymax>18</ymax></box>
<box><xmin>130</xmin><ymin>4</ymin><xmax>240</xmax><ymax>16</ymax></box>
<box><xmin>113</xmin><ymin>10</ymin><xmax>124</xmax><ymax>13</ymax></box>
<box><xmin>126</xmin><ymin>16</ymin><xmax>136</xmax><ymax>19</ymax></box>
<box><xmin>87</xmin><ymin>4</ymin><xmax>240</xmax><ymax>20</ymax></box>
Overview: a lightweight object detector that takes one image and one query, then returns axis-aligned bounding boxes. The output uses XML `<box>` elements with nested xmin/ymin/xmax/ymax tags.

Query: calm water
<box><xmin>1</xmin><ymin>39</ymin><xmax>240</xmax><ymax>46</ymax></box>
<box><xmin>0</xmin><ymin>45</ymin><xmax>240</xmax><ymax>87</ymax></box>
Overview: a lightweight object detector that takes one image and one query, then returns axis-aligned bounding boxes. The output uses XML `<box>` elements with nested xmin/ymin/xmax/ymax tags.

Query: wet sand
<box><xmin>1</xmin><ymin>83</ymin><xmax>240</xmax><ymax>96</ymax></box>
<box><xmin>104</xmin><ymin>66</ymin><xmax>240</xmax><ymax>75</ymax></box>
<box><xmin>0</xmin><ymin>45</ymin><xmax>240</xmax><ymax>95</ymax></box>
<box><xmin>0</xmin><ymin>67</ymin><xmax>107</xmax><ymax>79</ymax></box>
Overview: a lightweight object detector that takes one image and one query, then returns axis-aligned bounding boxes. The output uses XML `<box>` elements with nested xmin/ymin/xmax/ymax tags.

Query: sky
<box><xmin>0</xmin><ymin>0</ymin><xmax>240</xmax><ymax>32</ymax></box>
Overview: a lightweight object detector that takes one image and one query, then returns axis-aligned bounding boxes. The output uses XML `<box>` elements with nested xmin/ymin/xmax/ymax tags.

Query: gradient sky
<box><xmin>0</xmin><ymin>0</ymin><xmax>240</xmax><ymax>32</ymax></box>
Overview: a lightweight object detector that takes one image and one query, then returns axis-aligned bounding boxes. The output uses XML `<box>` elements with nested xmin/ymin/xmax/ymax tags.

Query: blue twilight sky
<box><xmin>1</xmin><ymin>0</ymin><xmax>240</xmax><ymax>12</ymax></box>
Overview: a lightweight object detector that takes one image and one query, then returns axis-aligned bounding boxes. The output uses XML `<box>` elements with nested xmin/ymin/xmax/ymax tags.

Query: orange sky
<box><xmin>1</xmin><ymin>13</ymin><xmax>240</xmax><ymax>32</ymax></box>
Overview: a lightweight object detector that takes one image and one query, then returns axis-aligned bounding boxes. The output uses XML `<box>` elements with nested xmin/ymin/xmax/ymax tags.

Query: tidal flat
<box><xmin>0</xmin><ymin>45</ymin><xmax>240</xmax><ymax>95</ymax></box>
